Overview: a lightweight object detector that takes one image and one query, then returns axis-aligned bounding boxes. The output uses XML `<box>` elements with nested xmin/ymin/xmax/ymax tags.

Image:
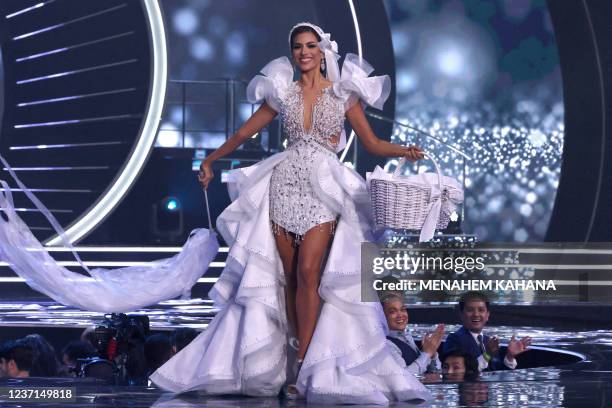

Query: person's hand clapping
<box><xmin>421</xmin><ymin>324</ymin><xmax>445</xmax><ymax>358</ymax></box>
<box><xmin>507</xmin><ymin>335</ymin><xmax>532</xmax><ymax>359</ymax></box>
<box><xmin>486</xmin><ymin>336</ymin><xmax>500</xmax><ymax>356</ymax></box>
<box><xmin>198</xmin><ymin>160</ymin><xmax>214</xmax><ymax>190</ymax></box>
<box><xmin>403</xmin><ymin>145</ymin><xmax>424</xmax><ymax>162</ymax></box>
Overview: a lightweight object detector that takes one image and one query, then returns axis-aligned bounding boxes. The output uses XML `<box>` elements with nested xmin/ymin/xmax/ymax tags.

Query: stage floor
<box><xmin>0</xmin><ymin>358</ymin><xmax>610</xmax><ymax>407</ymax></box>
<box><xmin>0</xmin><ymin>299</ymin><xmax>610</xmax><ymax>407</ymax></box>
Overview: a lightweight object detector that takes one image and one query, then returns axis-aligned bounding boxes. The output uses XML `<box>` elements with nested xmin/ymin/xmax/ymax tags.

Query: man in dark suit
<box><xmin>443</xmin><ymin>291</ymin><xmax>531</xmax><ymax>371</ymax></box>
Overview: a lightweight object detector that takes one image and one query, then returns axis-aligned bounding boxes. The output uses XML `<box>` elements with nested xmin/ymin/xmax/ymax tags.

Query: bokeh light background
<box><xmin>157</xmin><ymin>0</ymin><xmax>314</xmax><ymax>151</ymax></box>
<box><xmin>384</xmin><ymin>0</ymin><xmax>563</xmax><ymax>242</ymax></box>
<box><xmin>158</xmin><ymin>0</ymin><xmax>563</xmax><ymax>242</ymax></box>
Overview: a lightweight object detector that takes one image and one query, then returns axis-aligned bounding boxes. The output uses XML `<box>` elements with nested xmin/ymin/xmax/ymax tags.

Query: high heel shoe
<box><xmin>285</xmin><ymin>358</ymin><xmax>304</xmax><ymax>400</ymax></box>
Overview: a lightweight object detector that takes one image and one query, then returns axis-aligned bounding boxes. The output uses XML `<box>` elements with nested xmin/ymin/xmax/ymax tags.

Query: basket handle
<box><xmin>393</xmin><ymin>151</ymin><xmax>444</xmax><ymax>196</ymax></box>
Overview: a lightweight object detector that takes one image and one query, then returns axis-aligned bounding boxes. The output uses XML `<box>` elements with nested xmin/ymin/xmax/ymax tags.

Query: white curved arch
<box><xmin>47</xmin><ymin>0</ymin><xmax>167</xmax><ymax>245</ymax></box>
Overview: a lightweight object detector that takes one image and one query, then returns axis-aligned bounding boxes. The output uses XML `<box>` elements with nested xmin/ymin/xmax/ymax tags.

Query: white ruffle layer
<box><xmin>332</xmin><ymin>53</ymin><xmax>392</xmax><ymax>112</ymax></box>
<box><xmin>0</xmin><ymin>177</ymin><xmax>218</xmax><ymax>313</ymax></box>
<box><xmin>150</xmin><ymin>152</ymin><xmax>431</xmax><ymax>405</ymax></box>
<box><xmin>247</xmin><ymin>53</ymin><xmax>390</xmax><ymax>114</ymax></box>
<box><xmin>245</xmin><ymin>53</ymin><xmax>391</xmax><ymax>154</ymax></box>
<box><xmin>246</xmin><ymin>57</ymin><xmax>294</xmax><ymax>113</ymax></box>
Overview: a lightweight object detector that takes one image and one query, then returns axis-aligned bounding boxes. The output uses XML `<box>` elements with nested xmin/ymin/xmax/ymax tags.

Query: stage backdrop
<box><xmin>383</xmin><ymin>0</ymin><xmax>563</xmax><ymax>243</ymax></box>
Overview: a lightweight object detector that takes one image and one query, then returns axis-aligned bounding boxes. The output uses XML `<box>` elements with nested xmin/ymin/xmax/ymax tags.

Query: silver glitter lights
<box><xmin>386</xmin><ymin>96</ymin><xmax>564</xmax><ymax>242</ymax></box>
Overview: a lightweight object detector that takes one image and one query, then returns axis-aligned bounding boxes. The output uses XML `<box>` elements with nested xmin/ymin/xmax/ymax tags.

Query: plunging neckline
<box><xmin>297</xmin><ymin>82</ymin><xmax>332</xmax><ymax>134</ymax></box>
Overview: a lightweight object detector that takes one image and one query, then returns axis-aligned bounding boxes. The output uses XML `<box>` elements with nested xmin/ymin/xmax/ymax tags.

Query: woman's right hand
<box><xmin>198</xmin><ymin>160</ymin><xmax>214</xmax><ymax>190</ymax></box>
<box><xmin>421</xmin><ymin>324</ymin><xmax>445</xmax><ymax>357</ymax></box>
<box><xmin>402</xmin><ymin>145</ymin><xmax>424</xmax><ymax>162</ymax></box>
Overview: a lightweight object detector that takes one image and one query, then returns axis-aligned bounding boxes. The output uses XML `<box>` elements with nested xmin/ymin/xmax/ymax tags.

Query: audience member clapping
<box><xmin>443</xmin><ymin>291</ymin><xmax>532</xmax><ymax>372</ymax></box>
<box><xmin>381</xmin><ymin>293</ymin><xmax>445</xmax><ymax>375</ymax></box>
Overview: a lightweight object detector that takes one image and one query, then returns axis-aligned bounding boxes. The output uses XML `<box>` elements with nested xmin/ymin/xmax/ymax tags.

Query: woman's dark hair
<box><xmin>289</xmin><ymin>25</ymin><xmax>326</xmax><ymax>76</ymax></box>
<box><xmin>289</xmin><ymin>25</ymin><xmax>321</xmax><ymax>47</ymax></box>
<box><xmin>20</xmin><ymin>334</ymin><xmax>60</xmax><ymax>377</ymax></box>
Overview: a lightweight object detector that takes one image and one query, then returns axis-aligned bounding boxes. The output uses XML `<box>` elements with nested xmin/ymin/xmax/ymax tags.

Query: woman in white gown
<box><xmin>150</xmin><ymin>22</ymin><xmax>430</xmax><ymax>404</ymax></box>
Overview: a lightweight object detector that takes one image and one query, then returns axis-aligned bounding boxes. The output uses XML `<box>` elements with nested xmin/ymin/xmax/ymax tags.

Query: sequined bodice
<box><xmin>269</xmin><ymin>82</ymin><xmax>345</xmax><ymax>241</ymax></box>
<box><xmin>280</xmin><ymin>82</ymin><xmax>345</xmax><ymax>152</ymax></box>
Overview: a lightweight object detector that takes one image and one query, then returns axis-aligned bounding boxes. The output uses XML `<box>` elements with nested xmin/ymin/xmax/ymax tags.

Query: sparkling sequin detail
<box><xmin>270</xmin><ymin>82</ymin><xmax>346</xmax><ymax>245</ymax></box>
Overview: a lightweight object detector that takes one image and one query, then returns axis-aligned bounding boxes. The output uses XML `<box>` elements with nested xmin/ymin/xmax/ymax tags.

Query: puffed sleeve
<box><xmin>332</xmin><ymin>53</ymin><xmax>391</xmax><ymax>112</ymax></box>
<box><xmin>246</xmin><ymin>56</ymin><xmax>294</xmax><ymax>113</ymax></box>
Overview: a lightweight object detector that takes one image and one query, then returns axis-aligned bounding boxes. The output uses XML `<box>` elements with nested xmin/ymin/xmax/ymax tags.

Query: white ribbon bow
<box><xmin>419</xmin><ymin>183</ymin><xmax>464</xmax><ymax>242</ymax></box>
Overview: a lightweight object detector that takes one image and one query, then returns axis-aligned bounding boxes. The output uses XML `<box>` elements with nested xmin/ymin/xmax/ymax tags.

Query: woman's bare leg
<box><xmin>295</xmin><ymin>221</ymin><xmax>335</xmax><ymax>360</ymax></box>
<box><xmin>272</xmin><ymin>222</ymin><xmax>299</xmax><ymax>337</ymax></box>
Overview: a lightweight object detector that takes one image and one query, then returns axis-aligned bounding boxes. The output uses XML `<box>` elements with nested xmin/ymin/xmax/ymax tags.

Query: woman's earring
<box><xmin>321</xmin><ymin>58</ymin><xmax>326</xmax><ymax>71</ymax></box>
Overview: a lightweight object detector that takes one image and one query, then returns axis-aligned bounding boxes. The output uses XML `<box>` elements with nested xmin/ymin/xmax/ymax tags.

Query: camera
<box><xmin>78</xmin><ymin>313</ymin><xmax>150</xmax><ymax>385</ymax></box>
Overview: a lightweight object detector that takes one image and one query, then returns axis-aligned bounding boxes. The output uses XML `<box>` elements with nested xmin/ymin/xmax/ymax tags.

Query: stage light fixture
<box><xmin>164</xmin><ymin>197</ymin><xmax>179</xmax><ymax>212</ymax></box>
<box><xmin>151</xmin><ymin>196</ymin><xmax>184</xmax><ymax>244</ymax></box>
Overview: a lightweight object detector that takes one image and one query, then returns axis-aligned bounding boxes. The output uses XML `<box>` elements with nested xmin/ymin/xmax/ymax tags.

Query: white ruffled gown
<box><xmin>150</xmin><ymin>54</ymin><xmax>432</xmax><ymax>405</ymax></box>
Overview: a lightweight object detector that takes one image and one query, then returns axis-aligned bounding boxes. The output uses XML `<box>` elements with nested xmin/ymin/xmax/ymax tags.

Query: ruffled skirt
<box><xmin>149</xmin><ymin>152</ymin><xmax>431</xmax><ymax>405</ymax></box>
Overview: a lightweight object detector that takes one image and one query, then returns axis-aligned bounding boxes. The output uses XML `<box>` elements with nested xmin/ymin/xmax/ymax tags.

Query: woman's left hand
<box><xmin>402</xmin><ymin>145</ymin><xmax>424</xmax><ymax>162</ymax></box>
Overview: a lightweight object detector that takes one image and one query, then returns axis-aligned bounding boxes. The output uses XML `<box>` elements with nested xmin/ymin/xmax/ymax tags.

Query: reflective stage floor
<box><xmin>0</xmin><ymin>299</ymin><xmax>610</xmax><ymax>407</ymax></box>
<box><xmin>0</xmin><ymin>356</ymin><xmax>610</xmax><ymax>407</ymax></box>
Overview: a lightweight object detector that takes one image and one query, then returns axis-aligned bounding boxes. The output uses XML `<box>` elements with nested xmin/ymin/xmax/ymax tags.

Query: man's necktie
<box><xmin>477</xmin><ymin>334</ymin><xmax>486</xmax><ymax>355</ymax></box>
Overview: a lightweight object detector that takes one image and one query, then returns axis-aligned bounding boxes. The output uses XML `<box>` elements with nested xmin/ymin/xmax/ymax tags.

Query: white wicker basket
<box><xmin>369</xmin><ymin>153</ymin><xmax>462</xmax><ymax>234</ymax></box>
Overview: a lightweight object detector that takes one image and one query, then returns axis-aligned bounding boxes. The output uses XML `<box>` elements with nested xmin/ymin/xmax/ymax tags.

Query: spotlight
<box><xmin>164</xmin><ymin>197</ymin><xmax>179</xmax><ymax>211</ymax></box>
<box><xmin>151</xmin><ymin>196</ymin><xmax>184</xmax><ymax>243</ymax></box>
